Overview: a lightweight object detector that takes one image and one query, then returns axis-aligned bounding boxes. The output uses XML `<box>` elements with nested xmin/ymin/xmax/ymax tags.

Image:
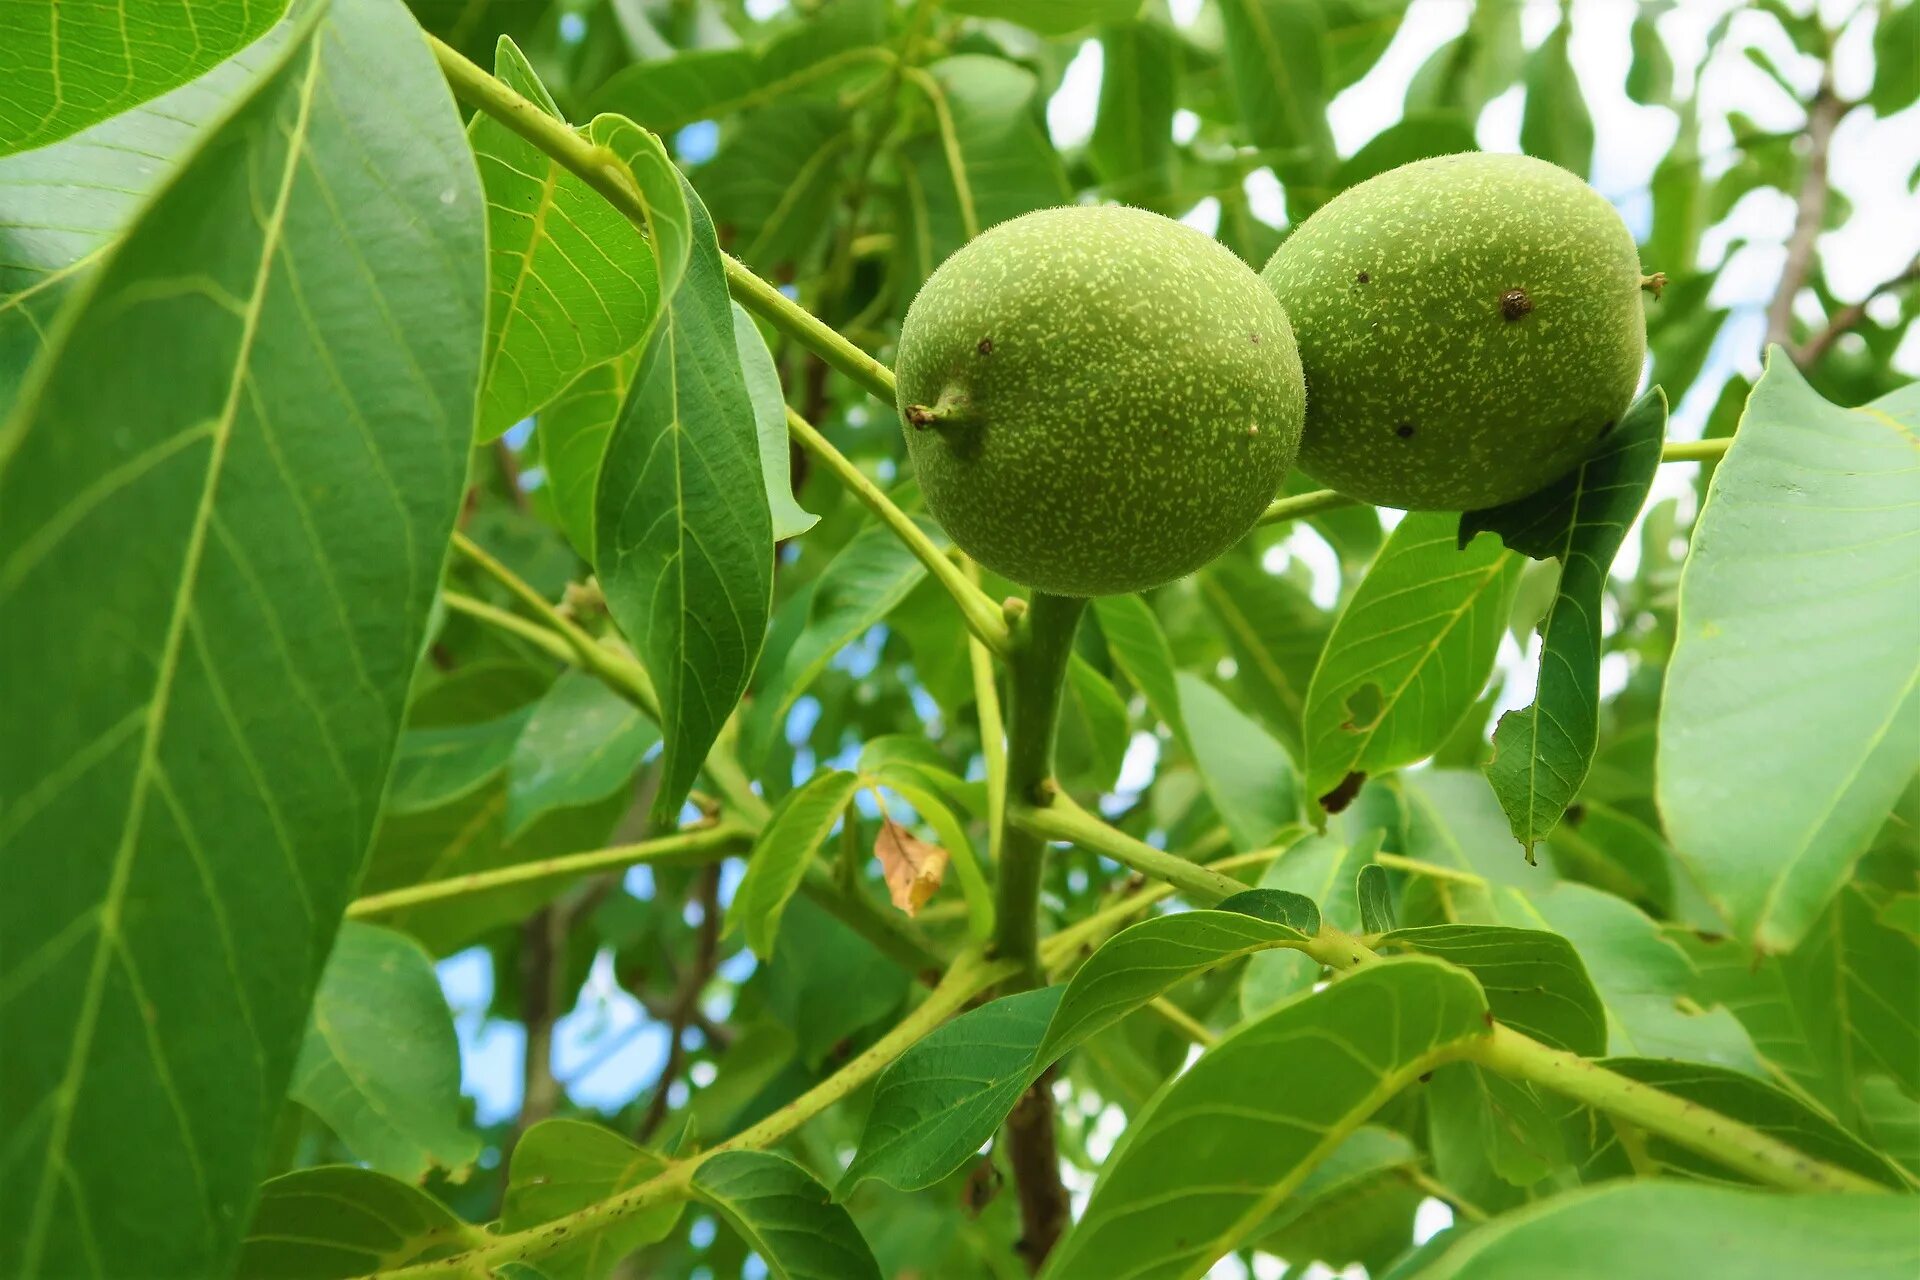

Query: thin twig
<box><xmin>638</xmin><ymin>865</ymin><xmax>723</xmax><ymax>1142</ymax></box>
<box><xmin>1765</xmin><ymin>77</ymin><xmax>1847</xmax><ymax>351</ymax></box>
<box><xmin>1796</xmin><ymin>254</ymin><xmax>1920</xmax><ymax>367</ymax></box>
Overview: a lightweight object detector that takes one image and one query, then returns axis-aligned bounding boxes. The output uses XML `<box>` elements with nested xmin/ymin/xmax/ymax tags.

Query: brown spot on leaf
<box><xmin>1319</xmin><ymin>770</ymin><xmax>1367</xmax><ymax>814</ymax></box>
<box><xmin>1501</xmin><ymin>288</ymin><xmax>1534</xmax><ymax>321</ymax></box>
<box><xmin>1564</xmin><ymin>803</ymin><xmax>1587</xmax><ymax>826</ymax></box>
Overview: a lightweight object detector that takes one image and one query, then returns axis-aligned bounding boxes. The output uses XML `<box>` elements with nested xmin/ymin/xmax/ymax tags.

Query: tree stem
<box><xmin>1766</xmin><ymin>76</ymin><xmax>1847</xmax><ymax>352</ymax></box>
<box><xmin>994</xmin><ymin>592</ymin><xmax>1088</xmax><ymax>984</ymax></box>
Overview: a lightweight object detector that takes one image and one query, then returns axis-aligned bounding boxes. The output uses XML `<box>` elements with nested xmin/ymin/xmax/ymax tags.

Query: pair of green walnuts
<box><xmin>894</xmin><ymin>153</ymin><xmax>1649</xmax><ymax>597</ymax></box>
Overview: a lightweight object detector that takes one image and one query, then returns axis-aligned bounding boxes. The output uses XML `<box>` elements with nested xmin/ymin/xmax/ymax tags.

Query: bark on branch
<box><xmin>1765</xmin><ymin>79</ymin><xmax>1848</xmax><ymax>352</ymax></box>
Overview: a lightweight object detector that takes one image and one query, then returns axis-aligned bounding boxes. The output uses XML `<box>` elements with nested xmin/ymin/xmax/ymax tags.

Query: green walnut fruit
<box><xmin>895</xmin><ymin>205</ymin><xmax>1305</xmax><ymax>597</ymax></box>
<box><xmin>1261</xmin><ymin>152</ymin><xmax>1649</xmax><ymax>511</ymax></box>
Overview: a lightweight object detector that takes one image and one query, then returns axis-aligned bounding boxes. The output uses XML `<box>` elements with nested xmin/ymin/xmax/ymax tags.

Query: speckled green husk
<box><xmin>896</xmin><ymin>205</ymin><xmax>1305</xmax><ymax>597</ymax></box>
<box><xmin>1262</xmin><ymin>153</ymin><xmax>1647</xmax><ymax>511</ymax></box>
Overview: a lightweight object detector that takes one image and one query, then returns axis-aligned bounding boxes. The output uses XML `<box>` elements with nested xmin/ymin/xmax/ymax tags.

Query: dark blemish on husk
<box><xmin>1395</xmin><ymin>423</ymin><xmax>1415</xmax><ymax>439</ymax></box>
<box><xmin>1501</xmin><ymin>288</ymin><xmax>1534</xmax><ymax>321</ymax></box>
<box><xmin>1249</xmin><ymin>332</ymin><xmax>1261</xmax><ymax>345</ymax></box>
<box><xmin>977</xmin><ymin>336</ymin><xmax>993</xmax><ymax>355</ymax></box>
<box><xmin>1356</xmin><ymin>271</ymin><xmax>1371</xmax><ymax>284</ymax></box>
<box><xmin>1598</xmin><ymin>418</ymin><xmax>1616</xmax><ymax>438</ymax></box>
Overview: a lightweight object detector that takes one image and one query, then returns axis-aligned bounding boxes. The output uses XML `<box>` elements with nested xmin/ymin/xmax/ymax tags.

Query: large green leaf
<box><xmin>502</xmin><ymin>1119</ymin><xmax>683</xmax><ymax>1279</ymax></box>
<box><xmin>699</xmin><ymin>97</ymin><xmax>852</xmax><ymax>272</ymax></box>
<box><xmin>505</xmin><ymin>670</ymin><xmax>659</xmax><ymax>838</ymax></box>
<box><xmin>290</xmin><ymin>923</ymin><xmax>476</xmax><ymax>1181</ymax></box>
<box><xmin>1680</xmin><ymin>880</ymin><xmax>1919</xmax><ymax>1128</ymax></box>
<box><xmin>1089</xmin><ymin>20</ymin><xmax>1177</xmax><ymax>202</ymax></box>
<box><xmin>1216</xmin><ymin>0</ymin><xmax>1336</xmax><ymax>197</ymax></box>
<box><xmin>0</xmin><ymin>22</ymin><xmax>295</xmax><ymax>413</ymax></box>
<box><xmin>469</xmin><ymin>39</ymin><xmax>662</xmax><ymax>440</ymax></box>
<box><xmin>1242</xmin><ymin>831</ymin><xmax>1371</xmax><ymax>1015</ymax></box>
<box><xmin>1043</xmin><ymin>958</ymin><xmax>1491</xmax><ymax>1280</ymax></box>
<box><xmin>0</xmin><ymin>1</ymin><xmax>483</xmax><ymax>1272</ymax></box>
<box><xmin>1177</xmin><ymin>671</ymin><xmax>1301</xmax><ymax>850</ymax></box>
<box><xmin>740</xmin><ymin>514</ymin><xmax>932</xmax><ymax>769</ymax></box>
<box><xmin>1380</xmin><ymin>925</ymin><xmax>1604</xmax><ymax>1055</ymax></box>
<box><xmin>844</xmin><ymin>892</ymin><xmax>1317</xmax><ymax>1195</ymax></box>
<box><xmin>1093</xmin><ymin>592</ymin><xmax>1189</xmax><ymax>749</ymax></box>
<box><xmin>1198</xmin><ymin>555</ymin><xmax>1329</xmax><ymax>756</ymax></box>
<box><xmin>692</xmin><ymin>1150</ymin><xmax>882</xmax><ymax>1280</ymax></box>
<box><xmin>942</xmin><ymin>0</ymin><xmax>1140</xmax><ymax>35</ymax></box>
<box><xmin>840</xmin><ymin>986</ymin><xmax>1065</xmax><ymax>1195</ymax></box>
<box><xmin>732</xmin><ymin>305</ymin><xmax>817</xmax><ymax>542</ymax></box>
<box><xmin>591</xmin><ymin>0</ymin><xmax>886</xmax><ymax>133</ymax></box>
<box><xmin>596</xmin><ymin>177</ymin><xmax>774</xmax><ymax>826</ymax></box>
<box><xmin>1519</xmin><ymin>20</ymin><xmax>1593</xmax><ymax>177</ymax></box>
<box><xmin>235</xmin><ymin>1165</ymin><xmax>485</xmax><ymax>1277</ymax></box>
<box><xmin>0</xmin><ymin>0</ymin><xmax>289</xmax><ymax>155</ymax></box>
<box><xmin>727</xmin><ymin>768</ymin><xmax>861</xmax><ymax>960</ymax></box>
<box><xmin>896</xmin><ymin>54</ymin><xmax>1070</xmax><ymax>277</ymax></box>
<box><xmin>1462</xmin><ymin>388</ymin><xmax>1663</xmax><ymax>852</ymax></box>
<box><xmin>1658</xmin><ymin>357</ymin><xmax>1920</xmax><ymax>950</ymax></box>
<box><xmin>1412</xmin><ymin>1181</ymin><xmax>1920</xmax><ymax>1279</ymax></box>
<box><xmin>1302</xmin><ymin>512</ymin><xmax>1522</xmax><ymax>812</ymax></box>
<box><xmin>534</xmin><ymin>355</ymin><xmax>632</xmax><ymax>561</ymax></box>
<box><xmin>387</xmin><ymin>706</ymin><xmax>531</xmax><ymax>813</ymax></box>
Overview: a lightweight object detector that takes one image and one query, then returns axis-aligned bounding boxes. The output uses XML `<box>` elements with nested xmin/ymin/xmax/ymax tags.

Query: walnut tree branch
<box><xmin>1765</xmin><ymin>77</ymin><xmax>1848</xmax><ymax>352</ymax></box>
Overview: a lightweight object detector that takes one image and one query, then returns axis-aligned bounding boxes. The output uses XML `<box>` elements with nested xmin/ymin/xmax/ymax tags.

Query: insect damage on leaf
<box><xmin>877</xmin><ymin>819</ymin><xmax>948</xmax><ymax>916</ymax></box>
<box><xmin>1320</xmin><ymin>770</ymin><xmax>1367</xmax><ymax>814</ymax></box>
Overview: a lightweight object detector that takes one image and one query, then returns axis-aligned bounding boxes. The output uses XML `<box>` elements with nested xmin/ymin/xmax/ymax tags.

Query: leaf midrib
<box><xmin>21</xmin><ymin>38</ymin><xmax>326</xmax><ymax>1265</ymax></box>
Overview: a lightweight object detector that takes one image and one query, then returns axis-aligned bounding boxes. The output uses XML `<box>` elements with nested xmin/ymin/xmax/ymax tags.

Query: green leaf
<box><xmin>692</xmin><ymin>1150</ymin><xmax>882</xmax><ymax>1280</ymax></box>
<box><xmin>1176</xmin><ymin>671</ymin><xmax>1301</xmax><ymax>849</ymax></box>
<box><xmin>732</xmin><ymin>304</ymin><xmax>817</xmax><ymax>541</ymax></box>
<box><xmin>896</xmin><ymin>54</ymin><xmax>1070</xmax><ymax>276</ymax></box>
<box><xmin>1625</xmin><ymin>15</ymin><xmax>1674</xmax><ymax>105</ymax></box>
<box><xmin>1198</xmin><ymin>556</ymin><xmax>1329</xmax><ymax>756</ymax></box>
<box><xmin>470</xmin><ymin>39</ymin><xmax>662</xmax><ymax>440</ymax></box>
<box><xmin>1041</xmin><ymin>892</ymin><xmax>1319</xmax><ymax>1063</ymax></box>
<box><xmin>942</xmin><ymin>0</ymin><xmax>1141</xmax><ymax>35</ymax></box>
<box><xmin>1579</xmin><ymin>1057</ymin><xmax>1908</xmax><ymax>1189</ymax></box>
<box><xmin>0</xmin><ymin>0</ymin><xmax>484</xmax><ymax>1272</ymax></box>
<box><xmin>1089</xmin><ymin>20</ymin><xmax>1178</xmax><ymax>201</ymax></box>
<box><xmin>0</xmin><ymin>0</ymin><xmax>289</xmax><ymax>155</ymax></box>
<box><xmin>845</xmin><ymin>892</ymin><xmax>1317</xmax><ymax>1195</ymax></box>
<box><xmin>700</xmin><ymin>97</ymin><xmax>852</xmax><ymax>272</ymax></box>
<box><xmin>596</xmin><ymin>177</ymin><xmax>774</xmax><ymax>826</ymax></box>
<box><xmin>1058</xmin><ymin>655</ymin><xmax>1131</xmax><ymax>794</ymax></box>
<box><xmin>1462</xmin><ymin>388</ymin><xmax>1663</xmax><ymax>851</ymax></box>
<box><xmin>1303</xmin><ymin>512</ymin><xmax>1523</xmax><ymax>812</ymax></box>
<box><xmin>1411</xmin><ymin>1181</ymin><xmax>1920</xmax><ymax>1279</ymax></box>
<box><xmin>1243</xmin><ymin>831</ymin><xmax>1370</xmax><ymax>1015</ymax></box>
<box><xmin>742</xmin><ymin>514</ymin><xmax>932</xmax><ymax>769</ymax></box>
<box><xmin>591</xmin><ymin>0</ymin><xmax>887</xmax><ymax>133</ymax></box>
<box><xmin>1520</xmin><ymin>21</ymin><xmax>1593</xmax><ymax>177</ymax></box>
<box><xmin>765</xmin><ymin>895</ymin><xmax>909</xmax><ymax>1069</ymax></box>
<box><xmin>1093</xmin><ymin>593</ymin><xmax>1189</xmax><ymax>749</ymax></box>
<box><xmin>1680</xmin><ymin>880</ymin><xmax>1919</xmax><ymax>1127</ymax></box>
<box><xmin>1381</xmin><ymin>925</ymin><xmax>1603</xmax><ymax>1054</ymax></box>
<box><xmin>0</xmin><ymin>25</ymin><xmax>295</xmax><ymax>414</ymax></box>
<box><xmin>1044</xmin><ymin>958</ymin><xmax>1491</xmax><ymax>1280</ymax></box>
<box><xmin>840</xmin><ymin>986</ymin><xmax>1065</xmax><ymax>1194</ymax></box>
<box><xmin>1546</xmin><ymin>799</ymin><xmax>1676</xmax><ymax>918</ymax></box>
<box><xmin>1216</xmin><ymin>0</ymin><xmax>1336</xmax><ymax>195</ymax></box>
<box><xmin>1870</xmin><ymin>1</ymin><xmax>1920</xmax><ymax>116</ymax></box>
<box><xmin>1502</xmin><ymin>884</ymin><xmax>1763</xmax><ymax>1074</ymax></box>
<box><xmin>727</xmin><ymin>769</ymin><xmax>861</xmax><ymax>960</ymax></box>
<box><xmin>1357</xmin><ymin>863</ymin><xmax>1395</xmax><ymax>933</ymax></box>
<box><xmin>535</xmin><ymin>357</ymin><xmax>633</xmax><ymax>561</ymax></box>
<box><xmin>1323</xmin><ymin>0</ymin><xmax>1413</xmax><ymax>92</ymax></box>
<box><xmin>1403</xmin><ymin>0</ymin><xmax>1523</xmax><ymax>118</ymax></box>
<box><xmin>503</xmin><ymin>1119</ymin><xmax>684</xmax><ymax>1279</ymax></box>
<box><xmin>291</xmin><ymin>923</ymin><xmax>476</xmax><ymax>1181</ymax></box>
<box><xmin>1331</xmin><ymin>111</ymin><xmax>1478</xmax><ymax>192</ymax></box>
<box><xmin>388</xmin><ymin>707</ymin><xmax>532</xmax><ymax>814</ymax></box>
<box><xmin>505</xmin><ymin>671</ymin><xmax>660</xmax><ymax>838</ymax></box>
<box><xmin>236</xmin><ymin>1165</ymin><xmax>484</xmax><ymax>1277</ymax></box>
<box><xmin>1657</xmin><ymin>358</ymin><xmax>1920</xmax><ymax>950</ymax></box>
